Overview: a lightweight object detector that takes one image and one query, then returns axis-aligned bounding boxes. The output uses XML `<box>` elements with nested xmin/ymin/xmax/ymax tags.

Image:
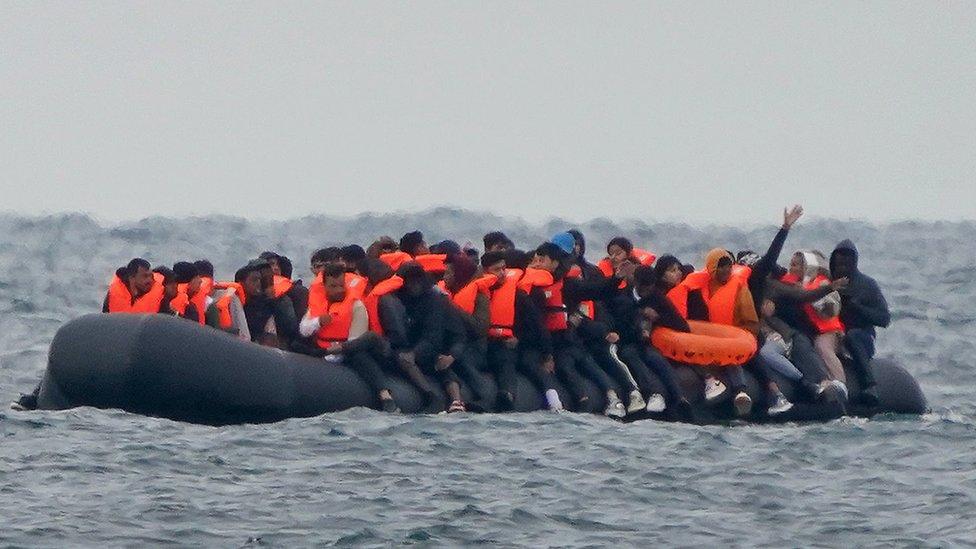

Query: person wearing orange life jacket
<box><xmin>205</xmin><ymin>267</ymin><xmax>251</xmax><ymax>341</ymax></box>
<box><xmin>381</xmin><ymin>262</ymin><xmax>467</xmax><ymax>413</ymax></box>
<box><xmin>383</xmin><ymin>230</ymin><xmax>447</xmax><ymax>276</ymax></box>
<box><xmin>102</xmin><ymin>258</ymin><xmax>169</xmax><ymax>314</ymax></box>
<box><xmin>483</xmin><ymin>231</ymin><xmax>515</xmax><ymax>253</ymax></box>
<box><xmin>170</xmin><ymin>261</ymin><xmax>206</xmax><ymax>324</ymax></box>
<box><xmin>528</xmin><ymin>237</ymin><xmax>627</xmax><ymax>417</ymax></box>
<box><xmin>298</xmin><ymin>263</ymin><xmax>400</xmax><ymax>413</ymax></box>
<box><xmin>239</xmin><ymin>258</ymin><xmax>298</xmax><ymax>348</ymax></box>
<box><xmin>597</xmin><ymin>237</ymin><xmax>656</xmax><ymax>279</ymax></box>
<box><xmin>782</xmin><ymin>251</ymin><xmax>848</xmax><ymax>390</ymax></box>
<box><xmin>437</xmin><ymin>252</ymin><xmax>498</xmax><ymax>410</ymax></box>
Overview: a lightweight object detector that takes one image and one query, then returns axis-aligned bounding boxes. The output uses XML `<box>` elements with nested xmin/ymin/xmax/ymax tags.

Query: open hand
<box><xmin>783</xmin><ymin>205</ymin><xmax>804</xmax><ymax>229</ymax></box>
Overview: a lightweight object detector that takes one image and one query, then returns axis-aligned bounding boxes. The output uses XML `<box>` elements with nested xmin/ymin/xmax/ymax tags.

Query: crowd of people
<box><xmin>16</xmin><ymin>206</ymin><xmax>892</xmax><ymax>418</ymax></box>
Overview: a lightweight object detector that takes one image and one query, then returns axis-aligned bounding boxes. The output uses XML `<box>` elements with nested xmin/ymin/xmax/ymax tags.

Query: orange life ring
<box><xmin>650</xmin><ymin>320</ymin><xmax>757</xmax><ymax>367</ymax></box>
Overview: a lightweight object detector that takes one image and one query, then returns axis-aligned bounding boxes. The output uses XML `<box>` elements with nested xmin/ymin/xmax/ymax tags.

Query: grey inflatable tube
<box><xmin>36</xmin><ymin>314</ymin><xmax>928</xmax><ymax>426</ymax></box>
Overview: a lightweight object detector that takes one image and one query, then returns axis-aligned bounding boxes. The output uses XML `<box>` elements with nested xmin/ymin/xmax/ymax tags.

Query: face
<box><xmin>268</xmin><ymin>258</ymin><xmax>281</xmax><ymax>276</ymax></box>
<box><xmin>488</xmin><ymin>242</ymin><xmax>509</xmax><ymax>253</ymax></box>
<box><xmin>187</xmin><ymin>275</ymin><xmax>202</xmax><ymax>296</ymax></box>
<box><xmin>442</xmin><ymin>264</ymin><xmax>456</xmax><ymax>288</ymax></box>
<box><xmin>607</xmin><ymin>244</ymin><xmax>628</xmax><ymax>267</ymax></box>
<box><xmin>243</xmin><ymin>271</ymin><xmax>264</xmax><ymax>298</ymax></box>
<box><xmin>325</xmin><ymin>275</ymin><xmax>346</xmax><ymax>302</ymax></box>
<box><xmin>533</xmin><ymin>253</ymin><xmax>559</xmax><ymax>273</ymax></box>
<box><xmin>572</xmin><ymin>241</ymin><xmax>582</xmax><ymax>258</ymax></box>
<box><xmin>260</xmin><ymin>266</ymin><xmax>274</xmax><ymax>288</ymax></box>
<box><xmin>131</xmin><ymin>266</ymin><xmax>154</xmax><ymax>294</ymax></box>
<box><xmin>832</xmin><ymin>252</ymin><xmax>855</xmax><ymax>279</ymax></box>
<box><xmin>415</xmin><ymin>241</ymin><xmax>429</xmax><ymax>256</ymax></box>
<box><xmin>714</xmin><ymin>261</ymin><xmax>732</xmax><ymax>285</ymax></box>
<box><xmin>311</xmin><ymin>260</ymin><xmax>326</xmax><ymax>275</ymax></box>
<box><xmin>789</xmin><ymin>253</ymin><xmax>805</xmax><ymax>279</ymax></box>
<box><xmin>662</xmin><ymin>263</ymin><xmax>683</xmax><ymax>288</ymax></box>
<box><xmin>484</xmin><ymin>260</ymin><xmax>506</xmax><ymax>279</ymax></box>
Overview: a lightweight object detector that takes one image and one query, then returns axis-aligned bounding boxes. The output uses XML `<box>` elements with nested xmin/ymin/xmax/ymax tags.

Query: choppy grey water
<box><xmin>2</xmin><ymin>211</ymin><xmax>975</xmax><ymax>547</ymax></box>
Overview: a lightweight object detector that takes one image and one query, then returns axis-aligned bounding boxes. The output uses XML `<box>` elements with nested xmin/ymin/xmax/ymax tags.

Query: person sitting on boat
<box><xmin>830</xmin><ymin>239</ymin><xmax>890</xmax><ymax>407</ymax></box>
<box><xmin>103</xmin><ymin>258</ymin><xmax>167</xmax><ymax>314</ymax></box>
<box><xmin>309</xmin><ymin>247</ymin><xmax>341</xmax><ymax>277</ymax></box>
<box><xmin>483</xmin><ymin>231</ymin><xmax>515</xmax><ymax>253</ymax></box>
<box><xmin>380</xmin><ymin>262</ymin><xmax>467</xmax><ymax>413</ymax></box>
<box><xmin>239</xmin><ymin>259</ymin><xmax>298</xmax><ymax>348</ymax></box>
<box><xmin>204</xmin><ymin>267</ymin><xmax>250</xmax><ymax>341</ymax></box>
<box><xmin>376</xmin><ymin>231</ymin><xmax>448</xmax><ymax>276</ymax></box>
<box><xmin>273</xmin><ymin>255</ymin><xmax>308</xmax><ymax>319</ymax></box>
<box><xmin>523</xmin><ymin>237</ymin><xmax>626</xmax><ymax>417</ymax></box>
<box><xmin>167</xmin><ymin>261</ymin><xmax>206</xmax><ymax>324</ymax></box>
<box><xmin>299</xmin><ymin>263</ymin><xmax>399</xmax><ymax>413</ymax></box>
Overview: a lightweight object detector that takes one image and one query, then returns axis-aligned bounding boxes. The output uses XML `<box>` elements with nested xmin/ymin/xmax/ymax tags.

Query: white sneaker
<box><xmin>704</xmin><ymin>375</ymin><xmax>727</xmax><ymax>401</ymax></box>
<box><xmin>627</xmin><ymin>390</ymin><xmax>646</xmax><ymax>414</ymax></box>
<box><xmin>545</xmin><ymin>389</ymin><xmax>564</xmax><ymax>412</ymax></box>
<box><xmin>645</xmin><ymin>393</ymin><xmax>667</xmax><ymax>413</ymax></box>
<box><xmin>767</xmin><ymin>392</ymin><xmax>793</xmax><ymax>415</ymax></box>
<box><xmin>605</xmin><ymin>395</ymin><xmax>626</xmax><ymax>419</ymax></box>
<box><xmin>733</xmin><ymin>391</ymin><xmax>753</xmax><ymax>417</ymax></box>
<box><xmin>829</xmin><ymin>380</ymin><xmax>849</xmax><ymax>401</ymax></box>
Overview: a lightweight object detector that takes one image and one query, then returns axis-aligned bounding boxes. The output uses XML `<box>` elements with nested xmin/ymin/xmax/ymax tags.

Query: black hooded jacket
<box><xmin>830</xmin><ymin>239</ymin><xmax>891</xmax><ymax>336</ymax></box>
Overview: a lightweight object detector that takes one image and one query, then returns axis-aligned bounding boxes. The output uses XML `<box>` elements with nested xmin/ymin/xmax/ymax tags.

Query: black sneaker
<box><xmin>11</xmin><ymin>392</ymin><xmax>37</xmax><ymax>411</ymax></box>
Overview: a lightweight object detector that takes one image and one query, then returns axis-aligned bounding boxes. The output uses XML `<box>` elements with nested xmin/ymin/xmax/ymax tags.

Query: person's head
<box><xmin>173</xmin><ymin>261</ymin><xmax>201</xmax><ymax>295</ymax></box>
<box><xmin>126</xmin><ymin>258</ymin><xmax>154</xmax><ymax>295</ymax></box>
<box><xmin>534</xmin><ymin>242</ymin><xmax>566</xmax><ymax>274</ymax></box>
<box><xmin>736</xmin><ymin>250</ymin><xmax>760</xmax><ymax>268</ymax></box>
<box><xmin>444</xmin><ymin>253</ymin><xmax>477</xmax><ymax>292</ymax></box>
<box><xmin>338</xmin><ymin>245</ymin><xmax>367</xmax><ymax>273</ymax></box>
<box><xmin>789</xmin><ymin>252</ymin><xmax>806</xmax><ymax>279</ymax></box>
<box><xmin>322</xmin><ymin>263</ymin><xmax>347</xmax><ymax>303</ymax></box>
<box><xmin>310</xmin><ymin>247</ymin><xmax>341</xmax><ymax>275</ymax></box>
<box><xmin>550</xmin><ymin>232</ymin><xmax>576</xmax><ymax>257</ymax></box>
<box><xmin>653</xmin><ymin>254</ymin><xmax>684</xmax><ymax>290</ymax></box>
<box><xmin>277</xmin><ymin>255</ymin><xmax>293</xmax><ymax>279</ymax></box>
<box><xmin>483</xmin><ymin>231</ymin><xmax>514</xmax><ymax>253</ymax></box>
<box><xmin>153</xmin><ymin>266</ymin><xmax>178</xmax><ymax>300</ymax></box>
<box><xmin>397</xmin><ymin>262</ymin><xmax>430</xmax><ymax>297</ymax></box>
<box><xmin>367</xmin><ymin>236</ymin><xmax>399</xmax><ymax>258</ymax></box>
<box><xmin>244</xmin><ymin>258</ymin><xmax>273</xmax><ymax>290</ymax></box>
<box><xmin>464</xmin><ymin>247</ymin><xmax>480</xmax><ymax>263</ymax></box>
<box><xmin>242</xmin><ymin>269</ymin><xmax>264</xmax><ymax>298</ymax></box>
<box><xmin>705</xmin><ymin>248</ymin><xmax>734</xmax><ymax>285</ymax></box>
<box><xmin>481</xmin><ymin>251</ymin><xmax>507</xmax><ymax>279</ymax></box>
<box><xmin>399</xmin><ymin>231</ymin><xmax>428</xmax><ymax>256</ymax></box>
<box><xmin>193</xmin><ymin>260</ymin><xmax>215</xmax><ymax>279</ymax></box>
<box><xmin>234</xmin><ymin>267</ymin><xmax>248</xmax><ymax>284</ymax></box>
<box><xmin>634</xmin><ymin>265</ymin><xmax>657</xmax><ymax>299</ymax></box>
<box><xmin>429</xmin><ymin>240</ymin><xmax>461</xmax><ymax>257</ymax></box>
<box><xmin>831</xmin><ymin>249</ymin><xmax>857</xmax><ymax>279</ymax></box>
<box><xmin>606</xmin><ymin>237</ymin><xmax>634</xmax><ymax>267</ymax></box>
<box><xmin>259</xmin><ymin>251</ymin><xmax>281</xmax><ymax>275</ymax></box>
<box><xmin>502</xmin><ymin>249</ymin><xmax>530</xmax><ymax>271</ymax></box>
<box><xmin>567</xmin><ymin>229</ymin><xmax>586</xmax><ymax>259</ymax></box>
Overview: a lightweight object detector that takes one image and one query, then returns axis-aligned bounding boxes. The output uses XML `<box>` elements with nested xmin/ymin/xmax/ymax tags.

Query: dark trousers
<box><xmin>617</xmin><ymin>343</ymin><xmax>684</xmax><ymax>404</ymax></box>
<box><xmin>553</xmin><ymin>339</ymin><xmax>614</xmax><ymax>400</ymax></box>
<box><xmin>844</xmin><ymin>328</ymin><xmax>877</xmax><ymax>387</ymax></box>
<box><xmin>586</xmin><ymin>340</ymin><xmax>640</xmax><ymax>393</ymax></box>
<box><xmin>487</xmin><ymin>339</ymin><xmax>519</xmax><ymax>398</ymax></box>
<box><xmin>518</xmin><ymin>347</ymin><xmax>558</xmax><ymax>393</ymax></box>
<box><xmin>341</xmin><ymin>332</ymin><xmax>391</xmax><ymax>395</ymax></box>
<box><xmin>789</xmin><ymin>333</ymin><xmax>829</xmax><ymax>384</ymax></box>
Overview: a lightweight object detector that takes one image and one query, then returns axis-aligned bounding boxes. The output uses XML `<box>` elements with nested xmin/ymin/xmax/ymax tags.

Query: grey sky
<box><xmin>2</xmin><ymin>2</ymin><xmax>974</xmax><ymax>224</ymax></box>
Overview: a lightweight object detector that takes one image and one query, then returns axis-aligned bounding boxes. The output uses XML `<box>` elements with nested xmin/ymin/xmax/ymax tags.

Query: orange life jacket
<box><xmin>364</xmin><ymin>275</ymin><xmax>404</xmax><ymax>335</ymax></box>
<box><xmin>379</xmin><ymin>251</ymin><xmax>413</xmax><ymax>271</ymax></box>
<box><xmin>780</xmin><ymin>273</ymin><xmax>844</xmax><ymax>333</ymax></box>
<box><xmin>666</xmin><ymin>271</ymin><xmax>711</xmax><ymax>319</ymax></box>
<box><xmin>306</xmin><ymin>281</ymin><xmax>357</xmax><ymax>348</ymax></box>
<box><xmin>171</xmin><ymin>284</ymin><xmax>190</xmax><ymax>316</ymax></box>
<box><xmin>414</xmin><ymin>254</ymin><xmax>447</xmax><ymax>274</ymax></box>
<box><xmin>106</xmin><ymin>272</ymin><xmax>166</xmax><ymax>313</ymax></box>
<box><xmin>541</xmin><ymin>278</ymin><xmax>569</xmax><ymax>332</ymax></box>
<box><xmin>438</xmin><ymin>274</ymin><xmax>497</xmax><ymax>315</ymax></box>
<box><xmin>701</xmin><ymin>274</ymin><xmax>746</xmax><ymax>326</ymax></box>
<box><xmin>567</xmin><ymin>265</ymin><xmax>596</xmax><ymax>320</ymax></box>
<box><xmin>215</xmin><ymin>291</ymin><xmax>236</xmax><ymax>330</ymax></box>
<box><xmin>272</xmin><ymin>275</ymin><xmax>293</xmax><ymax>298</ymax></box>
<box><xmin>488</xmin><ymin>269</ymin><xmax>522</xmax><ymax>339</ymax></box>
<box><xmin>517</xmin><ymin>268</ymin><xmax>554</xmax><ymax>293</ymax></box>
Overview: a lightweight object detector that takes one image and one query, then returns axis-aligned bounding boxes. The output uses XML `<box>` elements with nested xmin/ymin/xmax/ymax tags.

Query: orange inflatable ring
<box><xmin>651</xmin><ymin>320</ymin><xmax>757</xmax><ymax>367</ymax></box>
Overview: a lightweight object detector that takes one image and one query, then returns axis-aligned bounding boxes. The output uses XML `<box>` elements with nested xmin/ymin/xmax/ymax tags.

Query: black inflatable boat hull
<box><xmin>36</xmin><ymin>314</ymin><xmax>928</xmax><ymax>425</ymax></box>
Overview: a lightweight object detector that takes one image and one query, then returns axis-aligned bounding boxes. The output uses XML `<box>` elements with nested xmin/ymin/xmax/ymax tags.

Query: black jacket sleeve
<box><xmin>515</xmin><ymin>289</ymin><xmax>553</xmax><ymax>355</ymax></box>
<box><xmin>640</xmin><ymin>292</ymin><xmax>691</xmax><ymax>333</ymax></box>
<box><xmin>272</xmin><ymin>296</ymin><xmax>299</xmax><ymax>340</ymax></box>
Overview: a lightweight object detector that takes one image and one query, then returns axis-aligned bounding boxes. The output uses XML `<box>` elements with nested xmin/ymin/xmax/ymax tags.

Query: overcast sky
<box><xmin>2</xmin><ymin>2</ymin><xmax>973</xmax><ymax>224</ymax></box>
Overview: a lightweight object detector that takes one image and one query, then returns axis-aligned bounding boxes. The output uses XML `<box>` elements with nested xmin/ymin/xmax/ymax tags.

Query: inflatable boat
<box><xmin>33</xmin><ymin>314</ymin><xmax>927</xmax><ymax>426</ymax></box>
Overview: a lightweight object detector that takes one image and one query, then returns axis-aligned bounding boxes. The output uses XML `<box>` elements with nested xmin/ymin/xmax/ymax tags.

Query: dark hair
<box><xmin>153</xmin><ymin>266</ymin><xmax>176</xmax><ymax>285</ymax></box>
<box><xmin>277</xmin><ymin>255</ymin><xmax>293</xmax><ymax>279</ymax></box>
<box><xmin>504</xmin><ymin>249</ymin><xmax>531</xmax><ymax>270</ymax></box>
<box><xmin>172</xmin><ymin>261</ymin><xmax>199</xmax><ymax>284</ymax></box>
<box><xmin>483</xmin><ymin>231</ymin><xmax>513</xmax><ymax>250</ymax></box>
<box><xmin>607</xmin><ymin>237</ymin><xmax>634</xmax><ymax>255</ymax></box>
<box><xmin>465</xmin><ymin>248</ymin><xmax>479</xmax><ymax>261</ymax></box>
<box><xmin>193</xmin><ymin>260</ymin><xmax>214</xmax><ymax>278</ymax></box>
<box><xmin>481</xmin><ymin>251</ymin><xmax>507</xmax><ymax>269</ymax></box>
<box><xmin>717</xmin><ymin>256</ymin><xmax>733</xmax><ymax>268</ymax></box>
<box><xmin>446</xmin><ymin>253</ymin><xmax>477</xmax><ymax>290</ymax></box>
<box><xmin>535</xmin><ymin>242</ymin><xmax>566</xmax><ymax>261</ymax></box>
<box><xmin>634</xmin><ymin>265</ymin><xmax>657</xmax><ymax>288</ymax></box>
<box><xmin>396</xmin><ymin>261</ymin><xmax>429</xmax><ymax>287</ymax></box>
<box><xmin>126</xmin><ymin>258</ymin><xmax>151</xmax><ymax>275</ymax></box>
<box><xmin>339</xmin><ymin>245</ymin><xmax>367</xmax><ymax>265</ymax></box>
<box><xmin>430</xmin><ymin>240</ymin><xmax>461</xmax><ymax>257</ymax></box>
<box><xmin>259</xmin><ymin>251</ymin><xmax>280</xmax><ymax>262</ymax></box>
<box><xmin>653</xmin><ymin>255</ymin><xmax>683</xmax><ymax>288</ymax></box>
<box><xmin>322</xmin><ymin>263</ymin><xmax>346</xmax><ymax>280</ymax></box>
<box><xmin>567</xmin><ymin>229</ymin><xmax>586</xmax><ymax>257</ymax></box>
<box><xmin>234</xmin><ymin>267</ymin><xmax>248</xmax><ymax>283</ymax></box>
<box><xmin>399</xmin><ymin>231</ymin><xmax>424</xmax><ymax>256</ymax></box>
<box><xmin>311</xmin><ymin>247</ymin><xmax>341</xmax><ymax>265</ymax></box>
